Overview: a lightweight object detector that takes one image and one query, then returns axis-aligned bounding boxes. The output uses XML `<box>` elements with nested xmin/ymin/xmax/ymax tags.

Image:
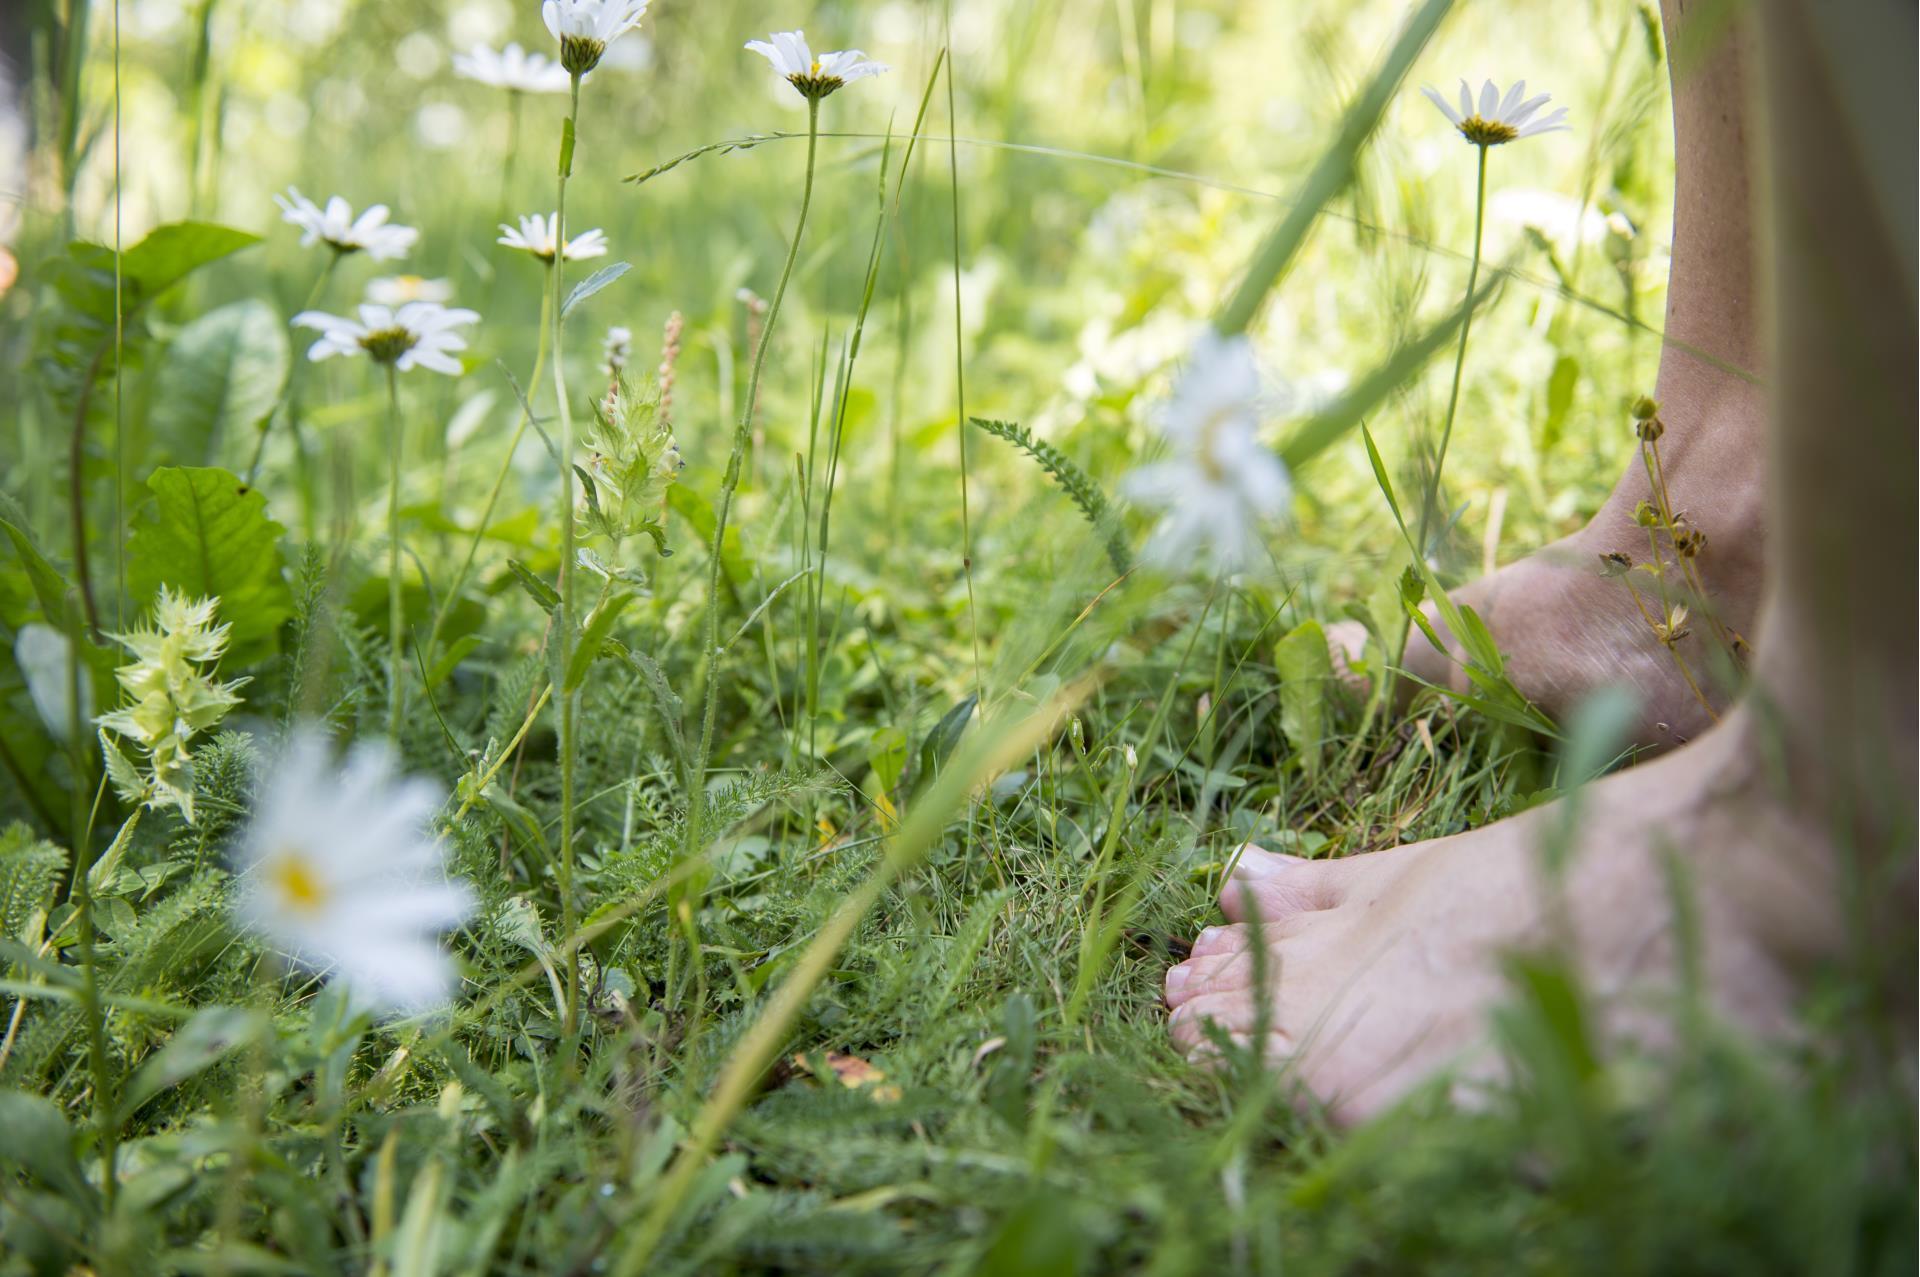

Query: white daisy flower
<box><xmin>452</xmin><ymin>41</ymin><xmax>572</xmax><ymax>94</ymax></box>
<box><xmin>496</xmin><ymin>212</ymin><xmax>610</xmax><ymax>263</ymax></box>
<box><xmin>542</xmin><ymin>0</ymin><xmax>649</xmax><ymax>75</ymax></box>
<box><xmin>235</xmin><ymin>727</ymin><xmax>474</xmax><ymax>1016</ymax></box>
<box><xmin>1120</xmin><ymin>330</ymin><xmax>1292</xmax><ymax>575</ymax></box>
<box><xmin>1421</xmin><ymin>79</ymin><xmax>1571</xmax><ymax>147</ymax></box>
<box><xmin>292</xmin><ymin>300</ymin><xmax>480</xmax><ymax>376</ymax></box>
<box><xmin>274</xmin><ymin>187</ymin><xmax>419</xmax><ymax>260</ymax></box>
<box><xmin>746</xmin><ymin>29</ymin><xmax>889</xmax><ymax>100</ymax></box>
<box><xmin>366</xmin><ymin>275</ymin><xmax>455</xmax><ymax>306</ymax></box>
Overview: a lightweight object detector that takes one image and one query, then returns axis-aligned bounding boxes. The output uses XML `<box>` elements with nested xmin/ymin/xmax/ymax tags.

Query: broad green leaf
<box><xmin>1275</xmin><ymin>619</ymin><xmax>1334</xmax><ymax>779</ymax></box>
<box><xmin>0</xmin><ymin>1090</ymin><xmax>92</xmax><ymax>1204</ymax></box>
<box><xmin>125</xmin><ymin>466</ymin><xmax>291</xmax><ymax>667</ymax></box>
<box><xmin>121</xmin><ymin>221</ymin><xmax>262</xmax><ymax>296</ymax></box>
<box><xmin>151</xmin><ymin>299</ymin><xmax>291</xmax><ymax>463</ymax></box>
<box><xmin>0</xmin><ymin>515</ymin><xmax>76</xmax><ymax>633</ymax></box>
<box><xmin>911</xmin><ymin>695</ymin><xmax>977</xmax><ymax>801</ymax></box>
<box><xmin>36</xmin><ymin>221</ymin><xmax>262</xmax><ymax>418</ymax></box>
<box><xmin>866</xmin><ymin>725</ymin><xmax>909</xmax><ymax>794</ymax></box>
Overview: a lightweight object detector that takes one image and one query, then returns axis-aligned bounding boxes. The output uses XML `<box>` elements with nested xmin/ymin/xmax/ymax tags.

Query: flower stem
<box><xmin>73</xmin><ymin>804</ymin><xmax>138</xmax><ymax>1209</ymax></box>
<box><xmin>684</xmin><ymin>96</ymin><xmax>820</xmax><ymax>875</ymax></box>
<box><xmin>385</xmin><ymin>364</ymin><xmax>404</xmax><ymax>740</ymax></box>
<box><xmin>424</xmin><ymin>277</ymin><xmax>552</xmax><ymax>662</ymax></box>
<box><xmin>552</xmin><ymin>72</ymin><xmax>582</xmax><ymax>1036</ymax></box>
<box><xmin>248</xmin><ymin>252</ymin><xmax>336</xmax><ymax>486</ymax></box>
<box><xmin>1419</xmin><ymin>141</ymin><xmax>1489</xmax><ymax>556</ymax></box>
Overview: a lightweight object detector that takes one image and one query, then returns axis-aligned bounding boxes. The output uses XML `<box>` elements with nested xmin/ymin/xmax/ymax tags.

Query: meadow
<box><xmin>0</xmin><ymin>0</ymin><xmax>1912</xmax><ymax>1272</ymax></box>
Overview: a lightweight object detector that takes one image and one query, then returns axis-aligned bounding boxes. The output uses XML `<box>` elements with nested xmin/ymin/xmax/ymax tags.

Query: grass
<box><xmin>0</xmin><ymin>0</ymin><xmax>1913</xmax><ymax>1272</ymax></box>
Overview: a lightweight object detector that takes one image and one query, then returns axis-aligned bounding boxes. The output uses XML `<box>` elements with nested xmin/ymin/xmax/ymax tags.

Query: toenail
<box><xmin>1165</xmin><ymin>966</ymin><xmax>1190</xmax><ymax>995</ymax></box>
<box><xmin>1230</xmin><ymin>848</ymin><xmax>1294</xmax><ymax>880</ymax></box>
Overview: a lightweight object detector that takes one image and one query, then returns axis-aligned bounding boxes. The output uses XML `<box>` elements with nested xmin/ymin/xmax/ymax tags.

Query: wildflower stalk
<box><xmin>71</xmin><ymin>792</ymin><xmax>123</xmax><ymax>1208</ymax></box>
<box><xmin>551</xmin><ymin>72</ymin><xmax>583</xmax><ymax>1034</ymax></box>
<box><xmin>385</xmin><ymin>365</ymin><xmax>405</xmax><ymax>740</ymax></box>
<box><xmin>424</xmin><ymin>279</ymin><xmax>553</xmax><ymax>661</ymax></box>
<box><xmin>1419</xmin><ymin>141</ymin><xmax>1488</xmax><ymax>554</ymax></box>
<box><xmin>685</xmin><ymin>95</ymin><xmax>819</xmax><ymax>875</ymax></box>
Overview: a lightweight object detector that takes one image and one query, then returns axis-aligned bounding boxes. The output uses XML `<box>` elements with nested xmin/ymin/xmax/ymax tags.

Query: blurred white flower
<box><xmin>1490</xmin><ymin>188</ymin><xmax>1632</xmax><ymax>247</ymax></box>
<box><xmin>14</xmin><ymin>623</ymin><xmax>91</xmax><ymax>742</ymax></box>
<box><xmin>274</xmin><ymin>187</ymin><xmax>419</xmax><ymax>260</ymax></box>
<box><xmin>1120</xmin><ymin>329</ymin><xmax>1292</xmax><ymax>575</ymax></box>
<box><xmin>292</xmin><ymin>301</ymin><xmax>480</xmax><ymax>375</ymax></box>
<box><xmin>1421</xmin><ymin>79</ymin><xmax>1570</xmax><ymax>146</ymax></box>
<box><xmin>543</xmin><ymin>0</ymin><xmax>648</xmax><ymax>75</ymax></box>
<box><xmin>367</xmin><ymin>275</ymin><xmax>455</xmax><ymax>306</ymax></box>
<box><xmin>453</xmin><ymin>40</ymin><xmax>572</xmax><ymax>93</ymax></box>
<box><xmin>235</xmin><ymin>727</ymin><xmax>474</xmax><ymax>1016</ymax></box>
<box><xmin>497</xmin><ymin>212</ymin><xmax>609</xmax><ymax>262</ymax></box>
<box><xmin>746</xmin><ymin>30</ymin><xmax>889</xmax><ymax>99</ymax></box>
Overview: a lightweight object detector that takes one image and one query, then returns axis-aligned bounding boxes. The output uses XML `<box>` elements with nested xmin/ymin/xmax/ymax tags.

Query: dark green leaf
<box><xmin>124</xmin><ymin>466</ymin><xmax>292</xmax><ymax>666</ymax></box>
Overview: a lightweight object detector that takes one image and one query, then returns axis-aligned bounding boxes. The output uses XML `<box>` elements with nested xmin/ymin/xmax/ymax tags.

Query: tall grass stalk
<box><xmin>424</xmin><ymin>279</ymin><xmax>553</xmax><ymax>661</ymax></box>
<box><xmin>385</xmin><ymin>365</ymin><xmax>405</xmax><ymax>740</ymax></box>
<box><xmin>551</xmin><ymin>71</ymin><xmax>584</xmax><ymax>1035</ymax></box>
<box><xmin>685</xmin><ymin>95</ymin><xmax>820</xmax><ymax>890</ymax></box>
<box><xmin>1419</xmin><ymin>142</ymin><xmax>1489</xmax><ymax>554</ymax></box>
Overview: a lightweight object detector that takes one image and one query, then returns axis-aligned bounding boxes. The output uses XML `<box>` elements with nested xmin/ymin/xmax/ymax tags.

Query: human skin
<box><xmin>1167</xmin><ymin>0</ymin><xmax>1917</xmax><ymax>1124</ymax></box>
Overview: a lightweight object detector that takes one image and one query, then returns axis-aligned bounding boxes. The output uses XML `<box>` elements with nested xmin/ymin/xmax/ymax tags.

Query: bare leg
<box><xmin>1334</xmin><ymin>0</ymin><xmax>1768</xmax><ymax>751</ymax></box>
<box><xmin>1169</xmin><ymin>0</ymin><xmax>1915</xmax><ymax>1123</ymax></box>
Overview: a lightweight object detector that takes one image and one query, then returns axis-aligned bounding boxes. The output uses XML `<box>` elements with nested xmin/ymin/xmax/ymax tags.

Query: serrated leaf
<box><xmin>506</xmin><ymin>559</ymin><xmax>560</xmax><ymax>613</ymax></box>
<box><xmin>562</xmin><ymin>261</ymin><xmax>631</xmax><ymax>319</ymax></box>
<box><xmin>1275</xmin><ymin>619</ymin><xmax>1334</xmax><ymax>779</ymax></box>
<box><xmin>0</xmin><ymin>822</ymin><xmax>67</xmax><ymax>948</ymax></box>
<box><xmin>151</xmin><ymin>299</ymin><xmax>291</xmax><ymax>463</ymax></box>
<box><xmin>125</xmin><ymin>466</ymin><xmax>291</xmax><ymax>667</ymax></box>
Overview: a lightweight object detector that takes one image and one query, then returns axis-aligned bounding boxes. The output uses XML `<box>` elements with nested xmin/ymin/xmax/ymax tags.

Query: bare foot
<box><xmin>1162</xmin><ymin>709</ymin><xmax>1838</xmax><ymax>1124</ymax></box>
<box><xmin>1330</xmin><ymin>382</ymin><xmax>1768</xmax><ymax>750</ymax></box>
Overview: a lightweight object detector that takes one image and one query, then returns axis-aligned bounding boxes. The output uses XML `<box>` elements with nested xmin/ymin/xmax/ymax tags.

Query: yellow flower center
<box><xmin>1457</xmin><ymin>115</ymin><xmax>1519</xmax><ymax>146</ymax></box>
<box><xmin>269</xmin><ymin>851</ymin><xmax>330</xmax><ymax>914</ymax></box>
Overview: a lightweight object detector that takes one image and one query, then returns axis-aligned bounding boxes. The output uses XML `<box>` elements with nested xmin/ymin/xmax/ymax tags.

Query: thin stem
<box><xmin>685</xmin><ymin>95</ymin><xmax>820</xmax><ymax>879</ymax></box>
<box><xmin>501</xmin><ymin>91</ymin><xmax>523</xmax><ymax>220</ymax></box>
<box><xmin>552</xmin><ymin>73</ymin><xmax>582</xmax><ymax>1035</ymax></box>
<box><xmin>386</xmin><ymin>365</ymin><xmax>405</xmax><ymax>740</ymax></box>
<box><xmin>1419</xmin><ymin>142</ymin><xmax>1489</xmax><ymax>555</ymax></box>
<box><xmin>425</xmin><ymin>277</ymin><xmax>552</xmax><ymax>661</ymax></box>
<box><xmin>248</xmin><ymin>254</ymin><xmax>336</xmax><ymax>484</ymax></box>
<box><xmin>74</xmin><ymin>806</ymin><xmax>139</xmax><ymax>1210</ymax></box>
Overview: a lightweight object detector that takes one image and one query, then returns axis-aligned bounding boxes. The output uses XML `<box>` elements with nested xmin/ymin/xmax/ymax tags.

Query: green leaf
<box><xmin>121</xmin><ymin>221</ymin><xmax>262</xmax><ymax>296</ymax></box>
<box><xmin>0</xmin><ymin>515</ymin><xmax>76</xmax><ymax>633</ymax></box>
<box><xmin>507</xmin><ymin>559</ymin><xmax>560</xmax><ymax>613</ymax></box>
<box><xmin>563</xmin><ymin>588</ymin><xmax>634</xmax><ymax>692</ymax></box>
<box><xmin>0</xmin><ymin>822</ymin><xmax>67</xmax><ymax>948</ymax></box>
<box><xmin>119</xmin><ymin>1006</ymin><xmax>269</xmax><ymax>1121</ymax></box>
<box><xmin>866</xmin><ymin>725</ymin><xmax>909</xmax><ymax>795</ymax></box>
<box><xmin>1275</xmin><ymin>619</ymin><xmax>1334</xmax><ymax>779</ymax></box>
<box><xmin>562</xmin><ymin>261</ymin><xmax>631</xmax><ymax>320</ymax></box>
<box><xmin>911</xmin><ymin>695</ymin><xmax>977</xmax><ymax>801</ymax></box>
<box><xmin>0</xmin><ymin>1090</ymin><xmax>93</xmax><ymax>1204</ymax></box>
<box><xmin>151</xmin><ymin>299</ymin><xmax>291</xmax><ymax>463</ymax></box>
<box><xmin>125</xmin><ymin>466</ymin><xmax>291</xmax><ymax>667</ymax></box>
<box><xmin>36</xmin><ymin>221</ymin><xmax>262</xmax><ymax>419</ymax></box>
